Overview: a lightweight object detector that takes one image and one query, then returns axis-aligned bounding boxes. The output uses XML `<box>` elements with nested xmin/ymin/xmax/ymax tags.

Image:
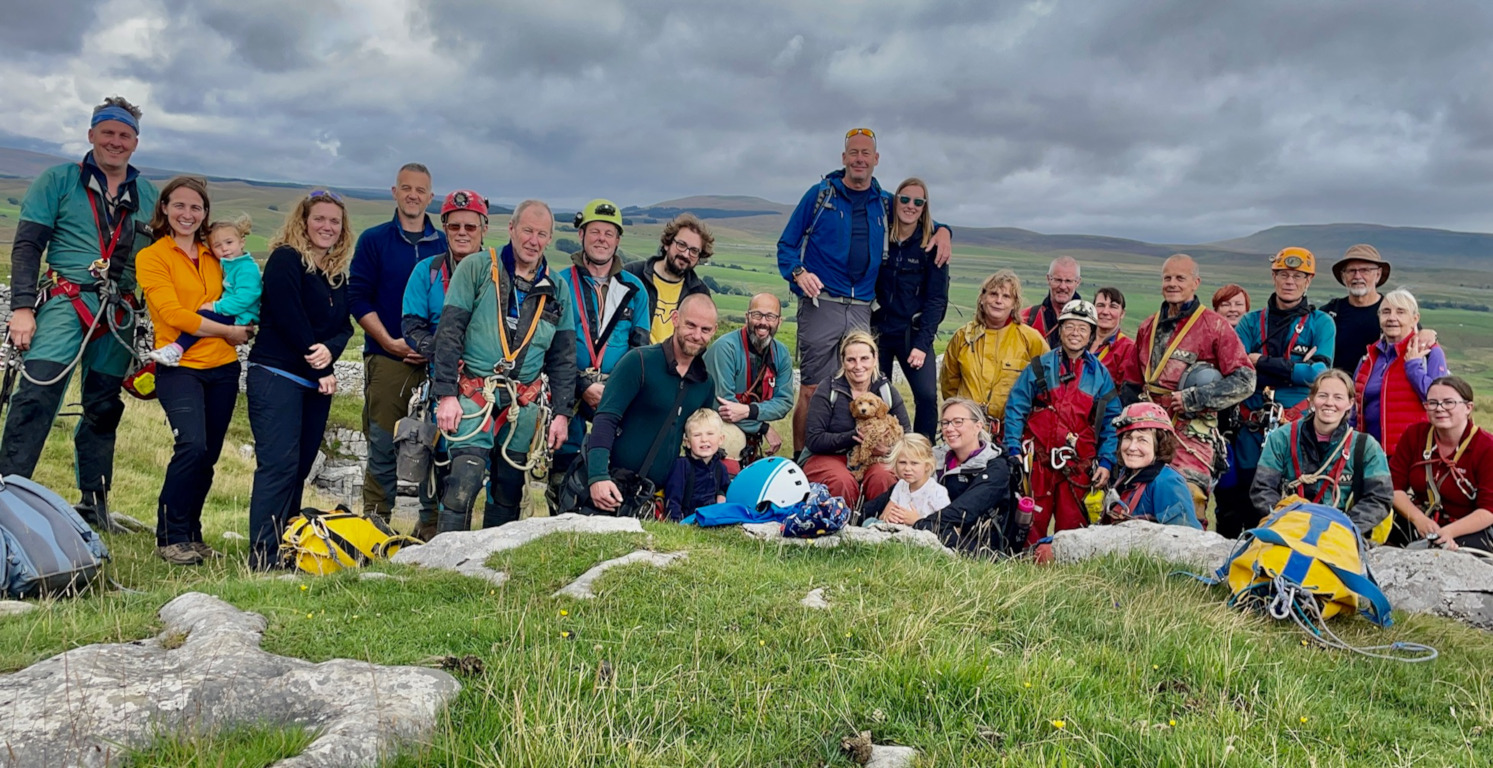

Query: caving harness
<box><xmin>442</xmin><ymin>248</ymin><xmax>554</xmax><ymax>475</ymax></box>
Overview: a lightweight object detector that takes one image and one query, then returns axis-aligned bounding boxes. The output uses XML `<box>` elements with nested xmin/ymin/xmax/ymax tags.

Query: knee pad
<box><xmin>83</xmin><ymin>397</ymin><xmax>126</xmax><ymax>433</ymax></box>
<box><xmin>441</xmin><ymin>454</ymin><xmax>486</xmax><ymax>514</ymax></box>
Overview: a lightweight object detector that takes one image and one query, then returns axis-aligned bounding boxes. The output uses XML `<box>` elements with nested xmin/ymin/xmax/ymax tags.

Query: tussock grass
<box><xmin>5</xmin><ymin>387</ymin><xmax>1493</xmax><ymax>766</ymax></box>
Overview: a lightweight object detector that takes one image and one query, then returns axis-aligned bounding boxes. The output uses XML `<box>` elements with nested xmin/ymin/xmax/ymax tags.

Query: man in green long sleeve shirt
<box><xmin>585</xmin><ymin>293</ymin><xmax>718</xmax><ymax>512</ymax></box>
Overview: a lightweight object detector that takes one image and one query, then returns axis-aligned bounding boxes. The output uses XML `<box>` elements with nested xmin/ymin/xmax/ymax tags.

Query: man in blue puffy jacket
<box><xmin>776</xmin><ymin>128</ymin><xmax>952</xmax><ymax>454</ymax></box>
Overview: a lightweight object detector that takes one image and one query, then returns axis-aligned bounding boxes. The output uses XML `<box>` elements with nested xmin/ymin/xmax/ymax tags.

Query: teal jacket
<box><xmin>1251</xmin><ymin>415</ymin><xmax>1392</xmax><ymax>535</ymax></box>
<box><xmin>703</xmin><ymin>328</ymin><xmax>795</xmax><ymax>436</ymax></box>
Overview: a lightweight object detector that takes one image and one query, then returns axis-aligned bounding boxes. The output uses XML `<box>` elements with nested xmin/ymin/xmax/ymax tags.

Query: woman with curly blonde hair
<box><xmin>245</xmin><ymin>189</ymin><xmax>355</xmax><ymax>570</ymax></box>
<box><xmin>939</xmin><ymin>269</ymin><xmax>1048</xmax><ymax>438</ymax></box>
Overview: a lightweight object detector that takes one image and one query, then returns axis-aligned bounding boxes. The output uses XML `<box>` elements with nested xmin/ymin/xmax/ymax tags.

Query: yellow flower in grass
<box><xmin>1050</xmin><ymin>720</ymin><xmax>1066</xmax><ymax>729</ymax></box>
<box><xmin>299</xmin><ymin>584</ymin><xmax>308</xmax><ymax>591</ymax></box>
<box><xmin>1300</xmin><ymin>716</ymin><xmax>1309</xmax><ymax>724</ymax></box>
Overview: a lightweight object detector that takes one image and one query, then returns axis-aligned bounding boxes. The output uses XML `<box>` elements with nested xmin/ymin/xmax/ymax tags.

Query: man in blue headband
<box><xmin>0</xmin><ymin>96</ymin><xmax>159</xmax><ymax>532</ymax></box>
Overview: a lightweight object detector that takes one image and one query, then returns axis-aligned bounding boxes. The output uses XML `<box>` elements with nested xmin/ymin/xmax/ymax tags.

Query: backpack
<box><xmin>781</xmin><ymin>483</ymin><xmax>852</xmax><ymax>538</ymax></box>
<box><xmin>281</xmin><ymin>505</ymin><xmax>422</xmax><ymax>575</ymax></box>
<box><xmin>1213</xmin><ymin>499</ymin><xmax>1391</xmax><ymax>624</ymax></box>
<box><xmin>0</xmin><ymin>475</ymin><xmax>109</xmax><ymax>598</ymax></box>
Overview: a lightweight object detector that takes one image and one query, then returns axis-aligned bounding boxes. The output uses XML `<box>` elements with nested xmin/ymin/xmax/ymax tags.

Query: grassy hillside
<box><xmin>4</xmin><ymin>393</ymin><xmax>1493</xmax><ymax>766</ymax></box>
<box><xmin>3</xmin><ymin>173</ymin><xmax>1492</xmax><ymax>396</ymax></box>
<box><xmin>1211</xmin><ymin>223</ymin><xmax>1493</xmax><ymax>270</ymax></box>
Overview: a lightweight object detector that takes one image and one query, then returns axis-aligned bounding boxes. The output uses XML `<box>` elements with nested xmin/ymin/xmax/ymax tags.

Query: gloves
<box><xmin>1005</xmin><ymin>453</ymin><xmax>1025</xmax><ymax>480</ymax></box>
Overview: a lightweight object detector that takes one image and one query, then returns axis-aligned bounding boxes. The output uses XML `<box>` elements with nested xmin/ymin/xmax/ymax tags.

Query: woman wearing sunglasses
<box><xmin>245</xmin><ymin>189</ymin><xmax>355</xmax><ymax>570</ymax></box>
<box><xmin>871</xmin><ymin>178</ymin><xmax>949</xmax><ymax>440</ymax></box>
<box><xmin>1389</xmin><ymin>376</ymin><xmax>1493</xmax><ymax>551</ymax></box>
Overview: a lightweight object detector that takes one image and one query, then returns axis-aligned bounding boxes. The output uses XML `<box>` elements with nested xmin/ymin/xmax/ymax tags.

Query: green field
<box><xmin>3</xmin><ymin>175</ymin><xmax>1492</xmax><ymax>398</ymax></box>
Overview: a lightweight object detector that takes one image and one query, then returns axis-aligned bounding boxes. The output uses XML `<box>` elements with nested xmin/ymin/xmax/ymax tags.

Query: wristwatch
<box><xmin>791</xmin><ymin>266</ymin><xmax>806</xmax><ymax>279</ymax></box>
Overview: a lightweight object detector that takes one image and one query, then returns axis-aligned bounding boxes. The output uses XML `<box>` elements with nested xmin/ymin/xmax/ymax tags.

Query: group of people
<box><xmin>3</xmin><ymin>100</ymin><xmax>1489</xmax><ymax>572</ymax></box>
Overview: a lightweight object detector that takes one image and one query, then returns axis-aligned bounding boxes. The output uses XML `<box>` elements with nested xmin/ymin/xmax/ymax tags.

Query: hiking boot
<box><xmin>76</xmin><ymin>490</ymin><xmax>129</xmax><ymax>534</ymax></box>
<box><xmin>413</xmin><ymin>520</ymin><xmax>437</xmax><ymax>542</ymax></box>
<box><xmin>157</xmin><ymin>542</ymin><xmax>204</xmax><ymax>566</ymax></box>
<box><xmin>190</xmin><ymin>541</ymin><xmax>223</xmax><ymax>560</ymax></box>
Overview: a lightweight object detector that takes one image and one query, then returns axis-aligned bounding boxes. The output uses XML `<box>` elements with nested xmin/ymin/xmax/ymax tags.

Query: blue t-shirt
<box><xmin>845</xmin><ymin>185</ymin><xmax>874</xmax><ymax>286</ymax></box>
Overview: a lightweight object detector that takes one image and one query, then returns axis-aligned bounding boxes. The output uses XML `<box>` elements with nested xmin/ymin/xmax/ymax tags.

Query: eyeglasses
<box><xmin>309</xmin><ymin>189</ymin><xmax>343</xmax><ymax>202</ymax></box>
<box><xmin>1274</xmin><ymin>270</ymin><xmax>1309</xmax><ymax>282</ymax></box>
<box><xmin>1343</xmin><ymin>266</ymin><xmax>1380</xmax><ymax>276</ymax></box>
<box><xmin>1424</xmin><ymin>399</ymin><xmax>1469</xmax><ymax>411</ymax></box>
<box><xmin>897</xmin><ymin>195</ymin><xmax>926</xmax><ymax>207</ymax></box>
<box><xmin>939</xmin><ymin>417</ymin><xmax>975</xmax><ymax>429</ymax></box>
<box><xmin>445</xmin><ymin>222</ymin><xmax>481</xmax><ymax>233</ymax></box>
<box><xmin>745</xmin><ymin>311</ymin><xmax>781</xmax><ymax>322</ymax></box>
<box><xmin>845</xmin><ymin>128</ymin><xmax>876</xmax><ymax>139</ymax></box>
<box><xmin>671</xmin><ymin>240</ymin><xmax>702</xmax><ymax>258</ymax></box>
<box><xmin>1047</xmin><ymin>277</ymin><xmax>1080</xmax><ymax>286</ymax></box>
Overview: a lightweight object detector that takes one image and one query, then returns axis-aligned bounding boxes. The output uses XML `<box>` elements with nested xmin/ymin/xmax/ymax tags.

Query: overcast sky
<box><xmin>4</xmin><ymin>0</ymin><xmax>1492</xmax><ymax>243</ymax></box>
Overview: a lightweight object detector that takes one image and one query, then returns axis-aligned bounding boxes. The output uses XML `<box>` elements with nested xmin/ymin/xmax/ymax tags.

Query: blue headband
<box><xmin>91</xmin><ymin>105</ymin><xmax>139</xmax><ymax>134</ymax></box>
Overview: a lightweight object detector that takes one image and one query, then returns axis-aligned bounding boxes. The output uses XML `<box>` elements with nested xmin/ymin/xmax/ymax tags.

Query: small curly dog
<box><xmin>847</xmin><ymin>392</ymin><xmax>903</xmax><ymax>480</ymax></box>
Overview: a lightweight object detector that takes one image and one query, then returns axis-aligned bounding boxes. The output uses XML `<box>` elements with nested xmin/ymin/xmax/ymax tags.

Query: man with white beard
<box><xmin>1321</xmin><ymin>245</ymin><xmax>1435</xmax><ymax>373</ymax></box>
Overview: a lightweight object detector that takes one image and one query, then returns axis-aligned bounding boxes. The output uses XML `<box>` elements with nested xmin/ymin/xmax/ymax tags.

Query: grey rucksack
<box><xmin>0</xmin><ymin>475</ymin><xmax>110</xmax><ymax>598</ymax></box>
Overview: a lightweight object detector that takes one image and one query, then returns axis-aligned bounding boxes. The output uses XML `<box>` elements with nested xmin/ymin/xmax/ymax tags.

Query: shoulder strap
<box><xmin>639</xmin><ymin>371</ymin><xmax>694</xmax><ymax>480</ymax></box>
<box><xmin>1091</xmin><ymin>387</ymin><xmax>1118</xmax><ymax>436</ymax></box>
<box><xmin>879</xmin><ymin>381</ymin><xmax>893</xmax><ymax>405</ymax></box>
<box><xmin>1030</xmin><ymin>355</ymin><xmax>1050</xmax><ymax>401</ymax></box>
<box><xmin>1350</xmin><ymin>431</ymin><xmax>1368</xmax><ymax>503</ymax></box>
<box><xmin>797</xmin><ymin>180</ymin><xmax>835</xmax><ymax>252</ymax></box>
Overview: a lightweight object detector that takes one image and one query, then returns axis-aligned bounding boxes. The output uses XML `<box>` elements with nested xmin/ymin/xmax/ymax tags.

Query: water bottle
<box><xmin>1015</xmin><ymin>495</ymin><xmax>1037</xmax><ymax>528</ymax></box>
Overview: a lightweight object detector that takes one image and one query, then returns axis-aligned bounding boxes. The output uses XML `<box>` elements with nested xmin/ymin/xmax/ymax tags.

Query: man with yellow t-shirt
<box><xmin>625</xmin><ymin>213</ymin><xmax>712</xmax><ymax>342</ymax></box>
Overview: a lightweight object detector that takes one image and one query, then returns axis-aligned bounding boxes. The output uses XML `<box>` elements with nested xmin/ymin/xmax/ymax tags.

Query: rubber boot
<box><xmin>76</xmin><ymin>489</ymin><xmax>128</xmax><ymax>534</ymax></box>
<box><xmin>437</xmin><ymin>454</ymin><xmax>484</xmax><ymax>534</ymax></box>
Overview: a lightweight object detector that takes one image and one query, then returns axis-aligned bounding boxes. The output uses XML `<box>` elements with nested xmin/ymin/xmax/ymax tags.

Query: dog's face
<box><xmin>851</xmin><ymin>392</ymin><xmax>890</xmax><ymax>420</ymax></box>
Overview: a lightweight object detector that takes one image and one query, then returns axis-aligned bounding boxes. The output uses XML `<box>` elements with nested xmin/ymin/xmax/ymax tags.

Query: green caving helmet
<box><xmin>573</xmin><ymin>199</ymin><xmax>623</xmax><ymax>234</ymax></box>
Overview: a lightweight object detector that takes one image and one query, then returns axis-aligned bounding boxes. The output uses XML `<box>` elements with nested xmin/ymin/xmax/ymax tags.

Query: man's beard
<box><xmin>1348</xmin><ymin>284</ymin><xmax>1371</xmax><ymax>298</ymax></box>
<box><xmin>749</xmin><ymin>328</ymin><xmax>773</xmax><ymax>352</ymax></box>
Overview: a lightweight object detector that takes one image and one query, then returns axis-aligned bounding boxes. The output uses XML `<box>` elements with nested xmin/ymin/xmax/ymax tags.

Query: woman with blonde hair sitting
<box><xmin>802</xmin><ymin>330</ymin><xmax>910</xmax><ymax>506</ymax></box>
<box><xmin>939</xmin><ymin>269</ymin><xmax>1048</xmax><ymax>438</ymax></box>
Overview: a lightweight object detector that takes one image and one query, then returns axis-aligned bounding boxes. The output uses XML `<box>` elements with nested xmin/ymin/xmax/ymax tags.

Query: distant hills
<box><xmin>3</xmin><ymin>147</ymin><xmax>1489</xmax><ymax>268</ymax></box>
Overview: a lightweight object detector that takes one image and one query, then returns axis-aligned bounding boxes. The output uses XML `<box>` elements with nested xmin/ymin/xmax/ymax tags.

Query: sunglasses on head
<box><xmin>309</xmin><ymin>189</ymin><xmax>343</xmax><ymax>203</ymax></box>
<box><xmin>845</xmin><ymin>127</ymin><xmax>876</xmax><ymax>140</ymax></box>
<box><xmin>897</xmin><ymin>194</ymin><xmax>926</xmax><ymax>207</ymax></box>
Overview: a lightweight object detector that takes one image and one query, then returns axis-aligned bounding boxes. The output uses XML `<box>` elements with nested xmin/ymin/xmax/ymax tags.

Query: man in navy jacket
<box><xmin>347</xmin><ymin>163</ymin><xmax>447</xmax><ymax>523</ymax></box>
<box><xmin>775</xmin><ymin>128</ymin><xmax>952</xmax><ymax>453</ymax></box>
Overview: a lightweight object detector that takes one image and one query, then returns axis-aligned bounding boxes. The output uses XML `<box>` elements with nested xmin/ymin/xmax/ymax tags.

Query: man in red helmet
<box><xmin>399</xmin><ymin>189</ymin><xmax>489</xmax><ymax>539</ymax></box>
<box><xmin>347</xmin><ymin>163</ymin><xmax>446</xmax><ymax>524</ymax></box>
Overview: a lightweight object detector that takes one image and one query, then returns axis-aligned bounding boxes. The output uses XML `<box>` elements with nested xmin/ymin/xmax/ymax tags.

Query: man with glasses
<box><xmin>1022</xmin><ymin>256</ymin><xmax>1083</xmax><ymax>347</ymax></box>
<box><xmin>625</xmin><ymin>213</ymin><xmax>713</xmax><ymax>343</ymax></box>
<box><xmin>399</xmin><ymin>189</ymin><xmax>487</xmax><ymax>540</ymax></box>
<box><xmin>550</xmin><ymin>199</ymin><xmax>652</xmax><ymax>507</ymax></box>
<box><xmin>776</xmin><ymin>127</ymin><xmax>952</xmax><ymax>453</ymax></box>
<box><xmin>347</xmin><ymin>163</ymin><xmax>446</xmax><ymax>524</ymax></box>
<box><xmin>1320</xmin><ymin>244</ymin><xmax>1436</xmax><ymax>374</ymax></box>
<box><xmin>706</xmin><ymin>292</ymin><xmax>795</xmax><ymax>467</ymax></box>
<box><xmin>1218</xmin><ymin>247</ymin><xmax>1336</xmax><ymax>537</ymax></box>
<box><xmin>1</xmin><ymin>96</ymin><xmax>159</xmax><ymax>532</ymax></box>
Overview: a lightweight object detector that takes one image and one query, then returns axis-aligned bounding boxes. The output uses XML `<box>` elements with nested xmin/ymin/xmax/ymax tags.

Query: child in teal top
<box><xmin>149</xmin><ymin>215</ymin><xmax>262</xmax><ymax>366</ymax></box>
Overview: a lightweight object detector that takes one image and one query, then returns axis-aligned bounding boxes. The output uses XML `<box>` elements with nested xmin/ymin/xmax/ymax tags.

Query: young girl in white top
<box><xmin>864</xmin><ymin>433</ymin><xmax>950</xmax><ymax>525</ymax></box>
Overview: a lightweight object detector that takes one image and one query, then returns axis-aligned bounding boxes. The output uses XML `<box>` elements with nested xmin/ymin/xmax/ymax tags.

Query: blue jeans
<box><xmin>155</xmin><ymin>362</ymin><xmax>241</xmax><ymax>546</ymax></box>
<box><xmin>246</xmin><ymin>365</ymin><xmax>331</xmax><ymax>566</ymax></box>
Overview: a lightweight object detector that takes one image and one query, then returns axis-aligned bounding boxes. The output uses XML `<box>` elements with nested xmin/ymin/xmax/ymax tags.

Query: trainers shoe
<box><xmin>190</xmin><ymin>541</ymin><xmax>223</xmax><ymax>559</ymax></box>
<box><xmin>157</xmin><ymin>542</ymin><xmax>204</xmax><ymax>566</ymax></box>
<box><xmin>148</xmin><ymin>344</ymin><xmax>184</xmax><ymax>367</ymax></box>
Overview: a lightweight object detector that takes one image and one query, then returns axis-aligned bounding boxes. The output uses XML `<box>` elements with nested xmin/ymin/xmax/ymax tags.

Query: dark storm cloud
<box><xmin>5</xmin><ymin>0</ymin><xmax>1493</xmax><ymax>242</ymax></box>
<box><xmin>0</xmin><ymin>0</ymin><xmax>102</xmax><ymax>55</ymax></box>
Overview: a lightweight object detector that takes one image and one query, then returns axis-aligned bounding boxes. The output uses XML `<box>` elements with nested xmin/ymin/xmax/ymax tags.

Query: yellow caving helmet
<box><xmin>1271</xmin><ymin>246</ymin><xmax>1316</xmax><ymax>275</ymax></box>
<box><xmin>573</xmin><ymin>199</ymin><xmax>623</xmax><ymax>234</ymax></box>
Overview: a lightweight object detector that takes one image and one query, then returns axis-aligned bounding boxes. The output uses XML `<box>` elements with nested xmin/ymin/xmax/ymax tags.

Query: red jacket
<box><xmin>1095</xmin><ymin>331</ymin><xmax>1139</xmax><ymax>386</ymax></box>
<box><xmin>1353</xmin><ymin>334</ymin><xmax>1428</xmax><ymax>459</ymax></box>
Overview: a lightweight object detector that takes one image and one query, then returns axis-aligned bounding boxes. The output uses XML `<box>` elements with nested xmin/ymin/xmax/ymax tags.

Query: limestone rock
<box><xmin>800</xmin><ymin>588</ymin><xmax>830</xmax><ymax>610</ymax></box>
<box><xmin>0</xmin><ymin>601</ymin><xmax>37</xmax><ymax>617</ymax></box>
<box><xmin>0</xmin><ymin>592</ymin><xmax>459</xmax><ymax>768</ymax></box>
<box><xmin>1050</xmin><ymin>520</ymin><xmax>1235</xmax><ymax>569</ymax></box>
<box><xmin>240</xmin><ymin>443</ymin><xmax>255</xmax><ymax>458</ymax></box>
<box><xmin>742</xmin><ymin>521</ymin><xmax>953</xmax><ymax>555</ymax></box>
<box><xmin>554</xmin><ymin>550</ymin><xmax>688</xmax><ymax>600</ymax></box>
<box><xmin>222</xmin><ymin>531</ymin><xmax>247</xmax><ymax>541</ymax></box>
<box><xmin>358</xmin><ymin>572</ymin><xmax>407</xmax><ymax>582</ymax></box>
<box><xmin>391</xmin><ymin>513</ymin><xmax>644</xmax><ymax>585</ymax></box>
<box><xmin>1365</xmin><ymin>547</ymin><xmax>1493</xmax><ymax>629</ymax></box>
<box><xmin>867</xmin><ymin>745</ymin><xmax>918</xmax><ymax>768</ymax></box>
<box><xmin>109</xmin><ymin>512</ymin><xmax>151</xmax><ymax>534</ymax></box>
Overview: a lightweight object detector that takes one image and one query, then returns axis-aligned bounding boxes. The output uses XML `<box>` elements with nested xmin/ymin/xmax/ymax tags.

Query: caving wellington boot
<box><xmin>76</xmin><ymin>489</ymin><xmax>128</xmax><ymax>534</ymax></box>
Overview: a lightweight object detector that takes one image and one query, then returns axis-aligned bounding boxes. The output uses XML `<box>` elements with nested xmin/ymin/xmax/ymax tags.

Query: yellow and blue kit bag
<box><xmin>281</xmin><ymin>505</ymin><xmax>422</xmax><ymax>575</ymax></box>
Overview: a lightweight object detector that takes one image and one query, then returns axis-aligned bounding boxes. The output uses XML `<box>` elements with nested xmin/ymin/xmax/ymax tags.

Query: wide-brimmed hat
<box><xmin>1331</xmin><ymin>244</ymin><xmax>1391</xmax><ymax>287</ymax></box>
